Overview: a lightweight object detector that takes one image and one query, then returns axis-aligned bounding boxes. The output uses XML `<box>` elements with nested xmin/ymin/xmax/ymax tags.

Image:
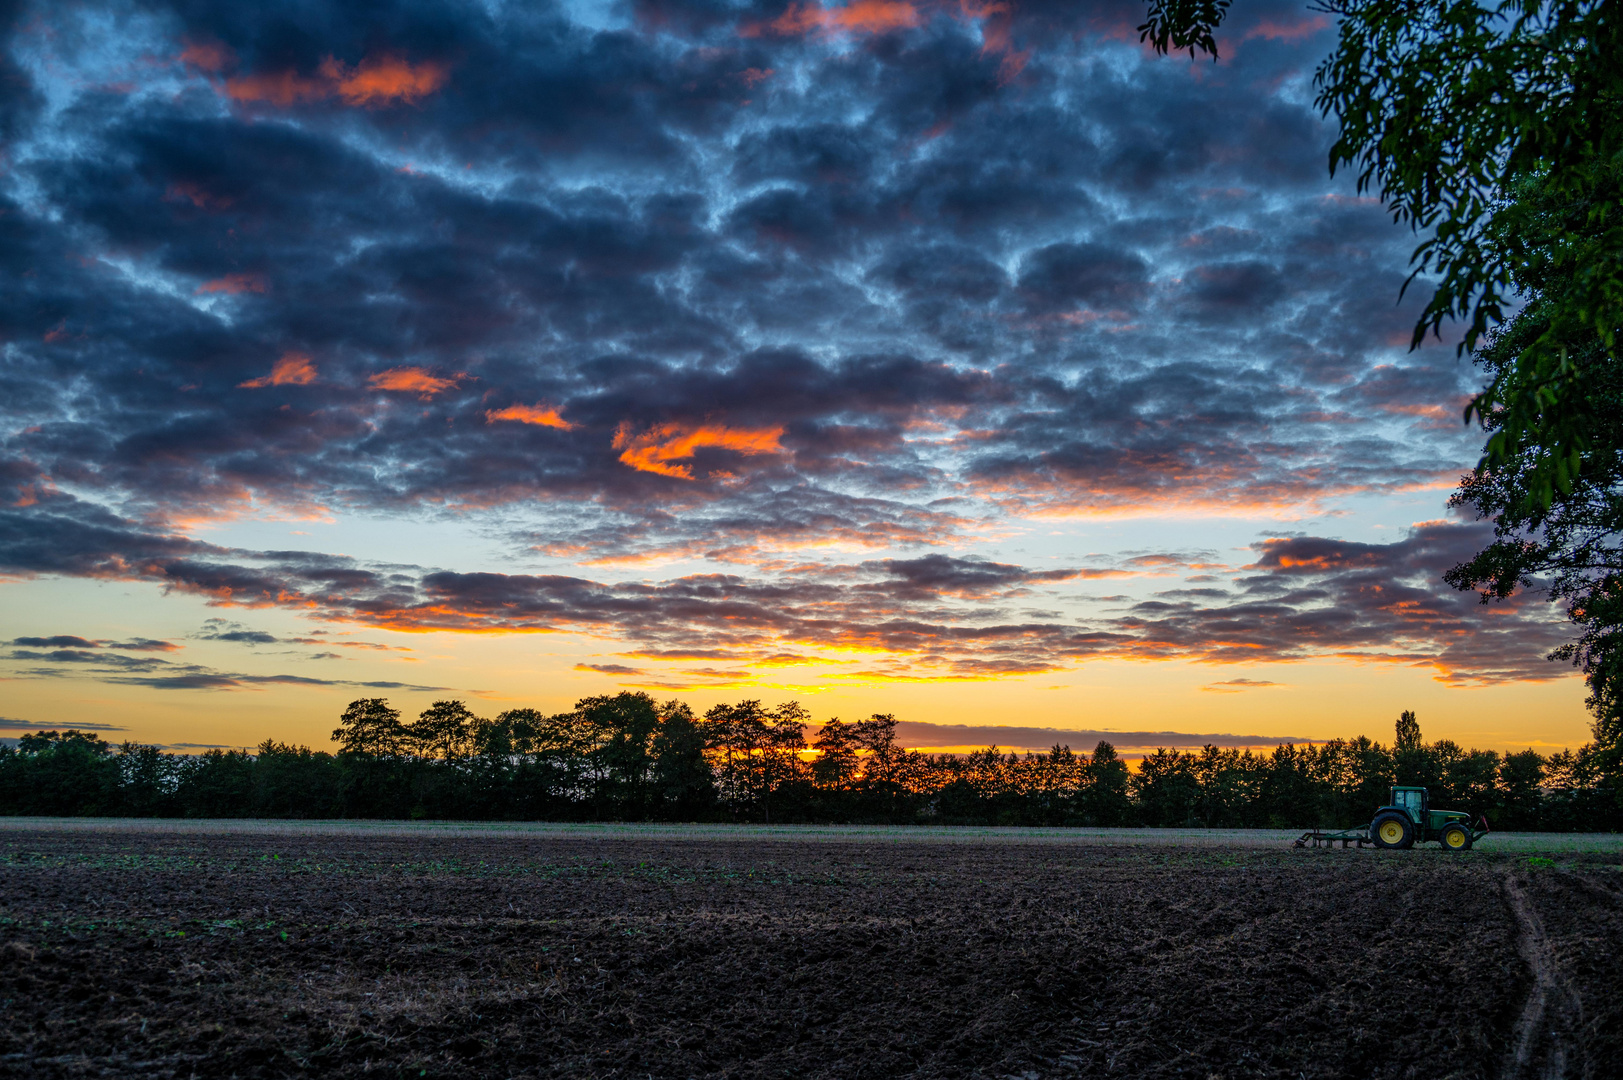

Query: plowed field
<box><xmin>1</xmin><ymin>825</ymin><xmax>1618</xmax><ymax>1078</ymax></box>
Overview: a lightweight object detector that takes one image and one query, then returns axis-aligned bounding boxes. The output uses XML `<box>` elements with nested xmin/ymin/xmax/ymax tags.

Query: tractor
<box><xmin>1293</xmin><ymin>786</ymin><xmax>1489</xmax><ymax>850</ymax></box>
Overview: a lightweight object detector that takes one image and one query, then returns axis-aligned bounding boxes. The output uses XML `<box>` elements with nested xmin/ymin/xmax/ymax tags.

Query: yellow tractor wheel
<box><xmin>1371</xmin><ymin>812</ymin><xmax>1414</xmax><ymax>850</ymax></box>
<box><xmin>1440</xmin><ymin>823</ymin><xmax>1472</xmax><ymax>851</ymax></box>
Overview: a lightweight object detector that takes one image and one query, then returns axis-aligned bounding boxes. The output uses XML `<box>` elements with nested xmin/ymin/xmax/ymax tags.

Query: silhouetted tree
<box><xmin>1133</xmin><ymin>748</ymin><xmax>1199</xmax><ymax>827</ymax></box>
<box><xmin>0</xmin><ymin>731</ymin><xmax>121</xmax><ymax>816</ymax></box>
<box><xmin>251</xmin><ymin>741</ymin><xmax>340</xmax><ymax>818</ymax></box>
<box><xmin>1082</xmin><ymin>741</ymin><xmax>1132</xmax><ymax>826</ymax></box>
<box><xmin>117</xmin><ymin>741</ymin><xmax>177</xmax><ymax>816</ymax></box>
<box><xmin>332</xmin><ymin>698</ymin><xmax>411</xmax><ymax>816</ymax></box>
<box><xmin>812</xmin><ymin>717</ymin><xmax>858</xmax><ymax>790</ymax></box>
<box><xmin>1443</xmin><ymin>746</ymin><xmax>1502</xmax><ymax>816</ymax></box>
<box><xmin>333</xmin><ymin>698</ymin><xmax>407</xmax><ymax>757</ymax></box>
<box><xmin>408</xmin><ymin>700</ymin><xmax>478</xmax><ymax>760</ymax></box>
<box><xmin>1395</xmin><ymin>710</ymin><xmax>1422</xmax><ymax>753</ymax></box>
<box><xmin>704</xmin><ymin>699</ymin><xmax>808</xmax><ymax>822</ymax></box>
<box><xmin>1497</xmin><ymin>750</ymin><xmax>1546</xmax><ymax>831</ymax></box>
<box><xmin>576</xmin><ymin>692</ymin><xmax>662</xmax><ymax>817</ymax></box>
<box><xmin>651</xmin><ymin>699</ymin><xmax>715</xmax><ymax>817</ymax></box>
<box><xmin>174</xmin><ymin>750</ymin><xmax>255</xmax><ymax>817</ymax></box>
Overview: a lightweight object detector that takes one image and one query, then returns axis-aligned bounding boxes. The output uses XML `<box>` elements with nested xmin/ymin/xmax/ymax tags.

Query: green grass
<box><xmin>1</xmin><ymin>816</ymin><xmax>1619</xmax><ymax>851</ymax></box>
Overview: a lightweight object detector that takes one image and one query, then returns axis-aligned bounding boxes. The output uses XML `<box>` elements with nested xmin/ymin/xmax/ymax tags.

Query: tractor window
<box><xmin>1398</xmin><ymin>790</ymin><xmax>1423</xmax><ymax>814</ymax></box>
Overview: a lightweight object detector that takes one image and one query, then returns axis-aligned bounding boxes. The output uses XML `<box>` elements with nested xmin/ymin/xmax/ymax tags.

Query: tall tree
<box><xmin>332</xmin><ymin>698</ymin><xmax>407</xmax><ymax>757</ymax></box>
<box><xmin>1394</xmin><ymin>710</ymin><xmax>1422</xmax><ymax>754</ymax></box>
<box><xmin>576</xmin><ymin>692</ymin><xmax>663</xmax><ymax>816</ymax></box>
<box><xmin>1082</xmin><ymin>741</ymin><xmax>1132</xmax><ymax>826</ymax></box>
<box><xmin>650</xmin><ymin>699</ymin><xmax>715</xmax><ymax>817</ymax></box>
<box><xmin>703</xmin><ymin>699</ymin><xmax>808</xmax><ymax>822</ymax></box>
<box><xmin>408</xmin><ymin>700</ymin><xmax>478</xmax><ymax>761</ymax></box>
<box><xmin>811</xmin><ymin>717</ymin><xmax>859</xmax><ymax>790</ymax></box>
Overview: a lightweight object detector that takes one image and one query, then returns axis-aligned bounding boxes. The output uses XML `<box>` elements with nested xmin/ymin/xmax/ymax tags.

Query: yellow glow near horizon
<box><xmin>0</xmin><ymin>577</ymin><xmax>1592</xmax><ymax>757</ymax></box>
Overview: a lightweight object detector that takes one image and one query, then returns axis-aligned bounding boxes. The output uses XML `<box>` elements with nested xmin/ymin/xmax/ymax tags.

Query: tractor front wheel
<box><xmin>1371</xmin><ymin>812</ymin><xmax>1413</xmax><ymax>850</ymax></box>
<box><xmin>1439</xmin><ymin>822</ymin><xmax>1472</xmax><ymax>851</ymax></box>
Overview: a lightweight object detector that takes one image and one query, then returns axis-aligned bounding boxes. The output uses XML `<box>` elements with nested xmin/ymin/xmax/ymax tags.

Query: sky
<box><xmin>0</xmin><ymin>0</ymin><xmax>1593</xmax><ymax>757</ymax></box>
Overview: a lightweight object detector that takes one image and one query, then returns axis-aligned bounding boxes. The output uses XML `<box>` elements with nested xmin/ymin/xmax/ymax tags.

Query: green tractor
<box><xmin>1370</xmin><ymin>785</ymin><xmax>1485</xmax><ymax>850</ymax></box>
<box><xmin>1294</xmin><ymin>786</ymin><xmax>1489</xmax><ymax>850</ymax></box>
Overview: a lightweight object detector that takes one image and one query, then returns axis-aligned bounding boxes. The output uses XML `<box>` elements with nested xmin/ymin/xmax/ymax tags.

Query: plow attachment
<box><xmin>1293</xmin><ymin>828</ymin><xmax>1372</xmax><ymax>849</ymax></box>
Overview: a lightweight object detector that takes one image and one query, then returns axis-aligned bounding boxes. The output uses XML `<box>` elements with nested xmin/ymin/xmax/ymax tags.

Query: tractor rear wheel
<box><xmin>1439</xmin><ymin>822</ymin><xmax>1472</xmax><ymax>851</ymax></box>
<box><xmin>1371</xmin><ymin>812</ymin><xmax>1413</xmax><ymax>850</ymax></box>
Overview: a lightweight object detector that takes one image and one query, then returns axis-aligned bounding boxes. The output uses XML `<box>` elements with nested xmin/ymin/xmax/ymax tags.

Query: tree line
<box><xmin>1</xmin><ymin>696</ymin><xmax>1615</xmax><ymax>830</ymax></box>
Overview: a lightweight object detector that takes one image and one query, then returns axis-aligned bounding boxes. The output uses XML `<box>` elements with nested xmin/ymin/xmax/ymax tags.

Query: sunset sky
<box><xmin>0</xmin><ymin>0</ymin><xmax>1592</xmax><ymax>757</ymax></box>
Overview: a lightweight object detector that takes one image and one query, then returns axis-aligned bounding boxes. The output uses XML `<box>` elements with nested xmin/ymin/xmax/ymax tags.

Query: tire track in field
<box><xmin>1503</xmin><ymin>873</ymin><xmax>1578</xmax><ymax>1080</ymax></box>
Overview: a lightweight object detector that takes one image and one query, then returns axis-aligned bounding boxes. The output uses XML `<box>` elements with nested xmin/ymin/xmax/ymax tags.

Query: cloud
<box><xmin>104</xmin><ymin>638</ymin><xmax>182</xmax><ymax>652</ymax></box>
<box><xmin>865</xmin><ymin>554</ymin><xmax>1090</xmax><ymax>599</ymax></box>
<box><xmin>486</xmin><ymin>404</ymin><xmax>576</xmax><ymax>430</ymax></box>
<box><xmin>612</xmin><ymin>422</ymin><xmax>786</xmax><ymax>480</ymax></box>
<box><xmin>12</xmin><ymin>635</ymin><xmax>98</xmax><ymax>648</ymax></box>
<box><xmin>1017</xmin><ymin>242</ymin><xmax>1152</xmax><ymax>313</ymax></box>
<box><xmin>1239</xmin><ymin>14</ymin><xmax>1332</xmax><ymax>45</ymax></box>
<box><xmin>198</xmin><ymin>629</ymin><xmax>278</xmax><ymax>645</ymax></box>
<box><xmin>9</xmin><ymin>648</ymin><xmax>172</xmax><ymax>670</ymax></box>
<box><xmin>239</xmin><ymin>353</ymin><xmax>317</xmax><ymax>388</ymax></box>
<box><xmin>0</xmin><ymin>716</ymin><xmax>127</xmax><ymax>732</ymax></box>
<box><xmin>178</xmin><ymin>39</ymin><xmax>234</xmax><ymax>73</ymax></box>
<box><xmin>750</xmin><ymin>0</ymin><xmax>926</xmax><ymax>37</ymax></box>
<box><xmin>195</xmin><ymin>272</ymin><xmax>267</xmax><ymax>295</ymax></box>
<box><xmin>10</xmin><ymin>635</ymin><xmax>179</xmax><ymax>652</ymax></box>
<box><xmin>1</xmin><ymin>618</ymin><xmax>454</xmax><ymax>693</ymax></box>
<box><xmin>576</xmin><ymin>662</ymin><xmax>646</xmax><ymax>675</ymax></box>
<box><xmin>321</xmin><ymin>55</ymin><xmax>450</xmax><ymax>108</ymax></box>
<box><xmin>368</xmin><ymin>367</ymin><xmax>465</xmax><ymax>398</ymax></box>
<box><xmin>223</xmin><ymin>54</ymin><xmax>448</xmax><ymax>109</ymax></box>
<box><xmin>1202</xmin><ymin>678</ymin><xmax>1282</xmax><ymax>693</ymax></box>
<box><xmin>881</xmin><ymin>720</ymin><xmax>1313</xmax><ymax>754</ymax></box>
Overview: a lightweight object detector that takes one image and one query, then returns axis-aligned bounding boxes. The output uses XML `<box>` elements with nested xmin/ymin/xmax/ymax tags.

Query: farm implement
<box><xmin>1293</xmin><ymin>785</ymin><xmax>1490</xmax><ymax>851</ymax></box>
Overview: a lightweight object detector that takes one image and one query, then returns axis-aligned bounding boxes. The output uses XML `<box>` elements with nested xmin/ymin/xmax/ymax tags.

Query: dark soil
<box><xmin>0</xmin><ymin>828</ymin><xmax>1617</xmax><ymax>1079</ymax></box>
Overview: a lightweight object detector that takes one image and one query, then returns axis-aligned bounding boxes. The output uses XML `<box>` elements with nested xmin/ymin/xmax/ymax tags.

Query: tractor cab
<box><xmin>1390</xmin><ymin>786</ymin><xmax>1427</xmax><ymax>822</ymax></box>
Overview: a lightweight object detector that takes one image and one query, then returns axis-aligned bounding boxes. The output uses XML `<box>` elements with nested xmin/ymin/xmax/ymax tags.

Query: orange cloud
<box><xmin>369</xmin><ymin>366</ymin><xmax>464</xmax><ymax>398</ymax></box>
<box><xmin>740</xmin><ymin>0</ymin><xmax>1023</xmax><ymax>76</ymax></box>
<box><xmin>195</xmin><ymin>272</ymin><xmax>267</xmax><ymax>295</ymax></box>
<box><xmin>320</xmin><ymin>55</ymin><xmax>448</xmax><ymax>107</ymax></box>
<box><xmin>485</xmin><ymin>403</ymin><xmax>576</xmax><ymax>430</ymax></box>
<box><xmin>223</xmin><ymin>54</ymin><xmax>447</xmax><ymax>109</ymax></box>
<box><xmin>178</xmin><ymin>39</ymin><xmax>234</xmax><ymax>73</ymax></box>
<box><xmin>239</xmin><ymin>352</ymin><xmax>317</xmax><ymax>388</ymax></box>
<box><xmin>612</xmin><ymin>422</ymin><xmax>786</xmax><ymax>479</ymax></box>
<box><xmin>746</xmin><ymin>0</ymin><xmax>923</xmax><ymax>36</ymax></box>
<box><xmin>223</xmin><ymin>69</ymin><xmax>329</xmax><ymax>106</ymax></box>
<box><xmin>1241</xmin><ymin>15</ymin><xmax>1331</xmax><ymax>43</ymax></box>
<box><xmin>959</xmin><ymin>0</ymin><xmax>1027</xmax><ymax>81</ymax></box>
